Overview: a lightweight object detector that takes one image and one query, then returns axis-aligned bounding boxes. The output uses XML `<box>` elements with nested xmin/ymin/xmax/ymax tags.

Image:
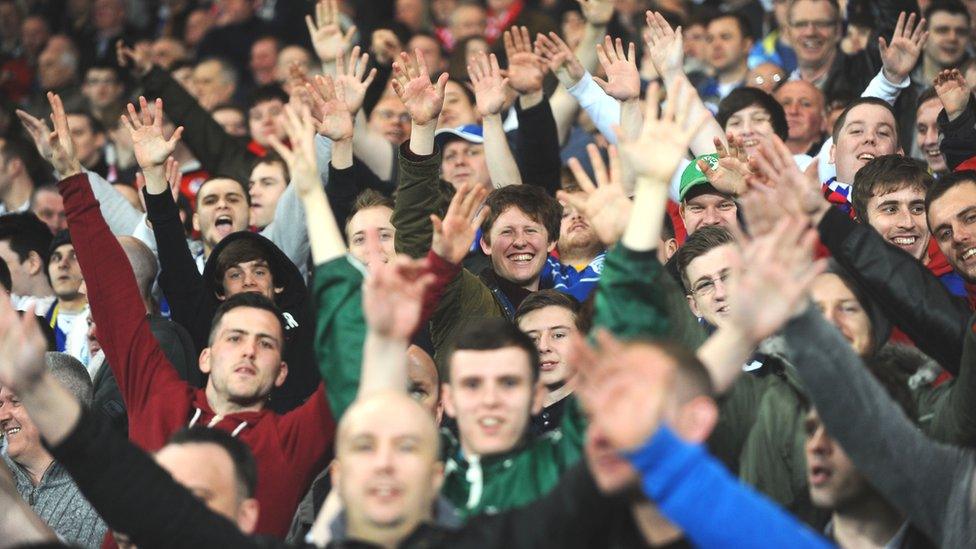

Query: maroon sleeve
<box><xmin>418</xmin><ymin>250</ymin><xmax>462</xmax><ymax>332</ymax></box>
<box><xmin>58</xmin><ymin>174</ymin><xmax>191</xmax><ymax>424</ymax></box>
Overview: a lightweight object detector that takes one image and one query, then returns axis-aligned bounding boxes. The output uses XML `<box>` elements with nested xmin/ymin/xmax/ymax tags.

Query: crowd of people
<box><xmin>2</xmin><ymin>0</ymin><xmax>976</xmax><ymax>547</ymax></box>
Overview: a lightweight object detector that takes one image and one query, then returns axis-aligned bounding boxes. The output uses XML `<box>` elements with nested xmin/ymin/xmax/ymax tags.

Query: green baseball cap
<box><xmin>678</xmin><ymin>153</ymin><xmax>719</xmax><ymax>201</ymax></box>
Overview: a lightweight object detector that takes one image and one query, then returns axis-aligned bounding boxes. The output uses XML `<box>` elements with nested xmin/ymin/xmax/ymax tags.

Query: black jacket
<box><xmin>937</xmin><ymin>93</ymin><xmax>976</xmax><ymax>170</ymax></box>
<box><xmin>52</xmin><ymin>408</ymin><xmax>623</xmax><ymax>549</ymax></box>
<box><xmin>818</xmin><ymin>206</ymin><xmax>971</xmax><ymax>374</ymax></box>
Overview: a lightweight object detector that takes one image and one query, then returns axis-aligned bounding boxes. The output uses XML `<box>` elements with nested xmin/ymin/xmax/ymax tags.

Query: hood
<box><xmin>189</xmin><ymin>390</ymin><xmax>269</xmax><ymax>435</ymax></box>
<box><xmin>825</xmin><ymin>260</ymin><xmax>891</xmax><ymax>357</ymax></box>
<box><xmin>201</xmin><ymin>231</ymin><xmax>308</xmax><ymax>315</ymax></box>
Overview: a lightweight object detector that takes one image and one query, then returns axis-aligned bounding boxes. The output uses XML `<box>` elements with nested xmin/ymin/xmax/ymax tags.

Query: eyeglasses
<box><xmin>790</xmin><ymin>19</ymin><xmax>838</xmax><ymax>31</ymax></box>
<box><xmin>84</xmin><ymin>77</ymin><xmax>118</xmax><ymax>86</ymax></box>
<box><xmin>752</xmin><ymin>72</ymin><xmax>784</xmax><ymax>87</ymax></box>
<box><xmin>691</xmin><ymin>270</ymin><xmax>731</xmax><ymax>296</ymax></box>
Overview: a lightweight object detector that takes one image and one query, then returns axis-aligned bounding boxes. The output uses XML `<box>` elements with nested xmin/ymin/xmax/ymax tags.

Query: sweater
<box><xmin>58</xmin><ymin>173</ymin><xmax>336</xmax><ymax>537</ymax></box>
<box><xmin>4</xmin><ymin>455</ymin><xmax>108</xmax><ymax>548</ymax></box>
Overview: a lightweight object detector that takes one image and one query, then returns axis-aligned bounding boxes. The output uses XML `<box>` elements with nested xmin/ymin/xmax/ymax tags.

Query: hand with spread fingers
<box><xmin>306</xmin><ymin>74</ymin><xmax>354</xmax><ymax>141</ymax></box>
<box><xmin>503</xmin><ymin>26</ymin><xmax>545</xmax><ymax>95</ymax></box>
<box><xmin>725</xmin><ymin>217</ymin><xmax>826</xmax><ymax>343</ymax></box>
<box><xmin>45</xmin><ymin>92</ymin><xmax>83</xmax><ymax>178</ymax></box>
<box><xmin>934</xmin><ymin>68</ymin><xmax>972</xmax><ymax>122</ymax></box>
<box><xmin>306</xmin><ymin>0</ymin><xmax>357</xmax><ymax>66</ymax></box>
<box><xmin>534</xmin><ymin>32</ymin><xmax>585</xmax><ymax>88</ymax></box>
<box><xmin>594</xmin><ymin>36</ymin><xmax>640</xmax><ymax>102</ymax></box>
<box><xmin>749</xmin><ymin>134</ymin><xmax>829</xmax><ymax>227</ymax></box>
<box><xmin>363</xmin><ymin>255</ymin><xmax>436</xmax><ymax>341</ymax></box>
<box><xmin>333</xmin><ymin>46</ymin><xmax>378</xmax><ymax>115</ymax></box>
<box><xmin>880</xmin><ymin>11</ymin><xmax>928</xmax><ymax>84</ymax></box>
<box><xmin>568</xmin><ymin>329</ymin><xmax>675</xmax><ymax>453</ymax></box>
<box><xmin>469</xmin><ymin>52</ymin><xmax>509</xmax><ymax>117</ymax></box>
<box><xmin>699</xmin><ymin>133</ymin><xmax>752</xmax><ymax>196</ymax></box>
<box><xmin>431</xmin><ymin>182</ymin><xmax>489</xmax><ymax>265</ymax></box>
<box><xmin>116</xmin><ymin>39</ymin><xmax>152</xmax><ymax>77</ymax></box>
<box><xmin>121</xmin><ymin>96</ymin><xmax>185</xmax><ymax>171</ymax></box>
<box><xmin>15</xmin><ymin>109</ymin><xmax>54</xmax><ymax>163</ymax></box>
<box><xmin>391</xmin><ymin>49</ymin><xmax>449</xmax><ymax>126</ymax></box>
<box><xmin>644</xmin><ymin>11</ymin><xmax>684</xmax><ymax>80</ymax></box>
<box><xmin>616</xmin><ymin>80</ymin><xmax>709</xmax><ymax>183</ymax></box>
<box><xmin>267</xmin><ymin>104</ymin><xmax>320</xmax><ymax>196</ymax></box>
<box><xmin>559</xmin><ymin>144</ymin><xmax>632</xmax><ymax>246</ymax></box>
<box><xmin>0</xmin><ymin>299</ymin><xmax>47</xmax><ymax>396</ymax></box>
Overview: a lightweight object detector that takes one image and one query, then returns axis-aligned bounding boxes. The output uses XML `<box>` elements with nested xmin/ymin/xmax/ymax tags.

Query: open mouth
<box><xmin>856</xmin><ymin>153</ymin><xmax>876</xmax><ymax>162</ymax></box>
<box><xmin>234</xmin><ymin>365</ymin><xmax>257</xmax><ymax>376</ymax></box>
<box><xmin>540</xmin><ymin>360</ymin><xmax>559</xmax><ymax>372</ymax></box>
<box><xmin>508</xmin><ymin>253</ymin><xmax>534</xmax><ymax>264</ymax></box>
<box><xmin>889</xmin><ymin>235</ymin><xmax>918</xmax><ymax>247</ymax></box>
<box><xmin>478</xmin><ymin>416</ymin><xmax>503</xmax><ymax>434</ymax></box>
<box><xmin>214</xmin><ymin>215</ymin><xmax>235</xmax><ymax>237</ymax></box>
<box><xmin>4</xmin><ymin>426</ymin><xmax>21</xmax><ymax>436</ymax></box>
<box><xmin>961</xmin><ymin>247</ymin><xmax>976</xmax><ymax>262</ymax></box>
<box><xmin>809</xmin><ymin>464</ymin><xmax>831</xmax><ymax>485</ymax></box>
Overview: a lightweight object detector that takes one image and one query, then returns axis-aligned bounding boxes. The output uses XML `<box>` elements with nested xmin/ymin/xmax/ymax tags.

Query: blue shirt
<box><xmin>539</xmin><ymin>252</ymin><xmax>606</xmax><ymax>302</ymax></box>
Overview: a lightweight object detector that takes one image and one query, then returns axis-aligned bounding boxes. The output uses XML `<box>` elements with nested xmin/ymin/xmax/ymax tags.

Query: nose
<box><xmin>482</xmin><ymin>381</ymin><xmax>501</xmax><ymax>407</ymax></box>
<box><xmin>712</xmin><ymin>276</ymin><xmax>729</xmax><ymax>301</ymax></box>
<box><xmin>924</xmin><ymin>126</ymin><xmax>940</xmax><ymax>146</ymax></box>
<box><xmin>953</xmin><ymin>225</ymin><xmax>974</xmax><ymax>248</ymax></box>
<box><xmin>893</xmin><ymin>208</ymin><xmax>914</xmax><ymax>230</ymax></box>
<box><xmin>242</xmin><ymin>270</ymin><xmax>257</xmax><ymax>288</ymax></box>
<box><xmin>701</xmin><ymin>207</ymin><xmax>723</xmax><ymax>226</ymax></box>
<box><xmin>374</xmin><ymin>442</ymin><xmax>396</xmax><ymax>471</ymax></box>
<box><xmin>536</xmin><ymin>333</ymin><xmax>551</xmax><ymax>354</ymax></box>
<box><xmin>806</xmin><ymin>426</ymin><xmax>832</xmax><ymax>455</ymax></box>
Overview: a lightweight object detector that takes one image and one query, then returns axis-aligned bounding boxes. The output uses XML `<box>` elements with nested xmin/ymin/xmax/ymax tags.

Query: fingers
<box><xmin>640</xmin><ymin>82</ymin><xmax>661</xmax><ymax>139</ymax></box>
<box><xmin>586</xmin><ymin>143</ymin><xmax>609</xmax><ymax>188</ymax></box>
<box><xmin>503</xmin><ymin>29</ymin><xmax>515</xmax><ymax>57</ymax></box>
<box><xmin>566</xmin><ymin>157</ymin><xmax>597</xmax><ymax>193</ymax></box>
<box><xmin>607</xmin><ymin>145</ymin><xmax>622</xmax><ymax>187</ymax></box>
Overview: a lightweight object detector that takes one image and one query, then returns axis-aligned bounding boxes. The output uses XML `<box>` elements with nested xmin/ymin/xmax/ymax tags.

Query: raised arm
<box><xmin>935</xmin><ymin>69</ymin><xmax>976</xmax><ymax>170</ymax></box>
<box><xmin>306</xmin><ymin>0</ymin><xmax>357</xmax><ymax>76</ymax></box>
<box><xmin>469</xmin><ymin>51</ymin><xmax>522</xmax><ymax>188</ymax></box>
<box><xmin>391</xmin><ymin>49</ymin><xmax>451</xmax><ymax>259</ymax></box>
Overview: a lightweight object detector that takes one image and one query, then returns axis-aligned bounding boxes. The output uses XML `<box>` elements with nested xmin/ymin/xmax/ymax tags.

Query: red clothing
<box><xmin>59</xmin><ymin>173</ymin><xmax>335</xmax><ymax>538</ymax></box>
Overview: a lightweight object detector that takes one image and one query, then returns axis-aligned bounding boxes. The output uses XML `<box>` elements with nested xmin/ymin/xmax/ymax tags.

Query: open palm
<box><xmin>879</xmin><ymin>12</ymin><xmax>927</xmax><ymax>82</ymax></box>
<box><xmin>594</xmin><ymin>37</ymin><xmax>640</xmax><ymax>101</ymax></box>
<box><xmin>392</xmin><ymin>51</ymin><xmax>447</xmax><ymax>125</ymax></box>
<box><xmin>363</xmin><ymin>257</ymin><xmax>434</xmax><ymax>340</ymax></box>
<box><xmin>645</xmin><ymin>11</ymin><xmax>684</xmax><ymax>77</ymax></box>
<box><xmin>562</xmin><ymin>144</ymin><xmax>632</xmax><ymax>245</ymax></box>
<box><xmin>123</xmin><ymin>97</ymin><xmax>183</xmax><ymax>169</ymax></box>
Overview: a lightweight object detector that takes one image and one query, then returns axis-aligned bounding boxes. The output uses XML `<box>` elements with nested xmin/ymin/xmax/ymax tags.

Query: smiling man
<box><xmin>914</xmin><ymin>88</ymin><xmax>950</xmax><ymax>174</ymax></box>
<box><xmin>675</xmin><ymin>226</ymin><xmax>740</xmax><ymax>329</ymax></box>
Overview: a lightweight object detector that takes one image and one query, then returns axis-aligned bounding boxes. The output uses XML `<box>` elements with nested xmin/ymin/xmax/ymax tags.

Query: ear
<box><xmin>897</xmin><ymin>146</ymin><xmax>904</xmax><ymax>156</ymax></box>
<box><xmin>687</xmin><ymin>294</ymin><xmax>702</xmax><ymax>319</ymax></box>
<box><xmin>198</xmin><ymin>346</ymin><xmax>212</xmax><ymax>375</ymax></box>
<box><xmin>192</xmin><ymin>211</ymin><xmax>201</xmax><ymax>233</ymax></box>
<box><xmin>479</xmin><ymin>234</ymin><xmax>491</xmax><ymax>256</ymax></box>
<box><xmin>441</xmin><ymin>382</ymin><xmax>456</xmax><ymax>418</ymax></box>
<box><xmin>330</xmin><ymin>458</ymin><xmax>341</xmax><ymax>486</ymax></box>
<box><xmin>236</xmin><ymin>498</ymin><xmax>260</xmax><ymax>535</ymax></box>
<box><xmin>430</xmin><ymin>460</ymin><xmax>445</xmax><ymax>494</ymax></box>
<box><xmin>546</xmin><ymin>240</ymin><xmax>557</xmax><ymax>253</ymax></box>
<box><xmin>664</xmin><ymin>238</ymin><xmax>679</xmax><ymax>261</ymax></box>
<box><xmin>828</xmin><ymin>142</ymin><xmax>836</xmax><ymax>166</ymax></box>
<box><xmin>274</xmin><ymin>361</ymin><xmax>289</xmax><ymax>387</ymax></box>
<box><xmin>25</xmin><ymin>250</ymin><xmax>44</xmax><ymax>277</ymax></box>
<box><xmin>434</xmin><ymin>398</ymin><xmax>445</xmax><ymax>424</ymax></box>
<box><xmin>530</xmin><ymin>379</ymin><xmax>546</xmax><ymax>416</ymax></box>
<box><xmin>673</xmin><ymin>396</ymin><xmax>719</xmax><ymax>443</ymax></box>
<box><xmin>274</xmin><ymin>285</ymin><xmax>284</xmax><ymax>295</ymax></box>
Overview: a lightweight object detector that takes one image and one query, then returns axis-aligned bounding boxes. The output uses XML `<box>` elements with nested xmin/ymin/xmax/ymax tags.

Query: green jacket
<box><xmin>927</xmin><ymin>311</ymin><xmax>976</xmax><ymax>447</ymax></box>
<box><xmin>440</xmin><ymin>399</ymin><xmax>586</xmax><ymax>518</ymax></box>
<box><xmin>313</xmin><ymin>256</ymin><xmax>368</xmax><ymax>421</ymax></box>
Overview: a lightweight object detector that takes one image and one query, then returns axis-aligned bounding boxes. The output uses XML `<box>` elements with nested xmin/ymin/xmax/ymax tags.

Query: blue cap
<box><xmin>434</xmin><ymin>124</ymin><xmax>484</xmax><ymax>149</ymax></box>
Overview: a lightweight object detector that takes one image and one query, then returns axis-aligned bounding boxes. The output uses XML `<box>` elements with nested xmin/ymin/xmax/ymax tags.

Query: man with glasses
<box><xmin>675</xmin><ymin>226</ymin><xmax>738</xmax><ymax>330</ymax></box>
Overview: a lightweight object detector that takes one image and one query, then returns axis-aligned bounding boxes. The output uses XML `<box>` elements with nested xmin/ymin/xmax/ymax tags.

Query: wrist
<box><xmin>882</xmin><ymin>67</ymin><xmax>908</xmax><ymax>85</ymax></box>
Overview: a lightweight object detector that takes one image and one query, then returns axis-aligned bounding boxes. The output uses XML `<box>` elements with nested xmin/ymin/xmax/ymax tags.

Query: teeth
<box><xmin>375</xmin><ymin>487</ymin><xmax>395</xmax><ymax>497</ymax></box>
<box><xmin>480</xmin><ymin>417</ymin><xmax>500</xmax><ymax>427</ymax></box>
<box><xmin>510</xmin><ymin>254</ymin><xmax>532</xmax><ymax>262</ymax></box>
<box><xmin>857</xmin><ymin>154</ymin><xmax>875</xmax><ymax>161</ymax></box>
<box><xmin>892</xmin><ymin>237</ymin><xmax>916</xmax><ymax>245</ymax></box>
<box><xmin>6</xmin><ymin>428</ymin><xmax>20</xmax><ymax>435</ymax></box>
<box><xmin>963</xmin><ymin>248</ymin><xmax>976</xmax><ymax>260</ymax></box>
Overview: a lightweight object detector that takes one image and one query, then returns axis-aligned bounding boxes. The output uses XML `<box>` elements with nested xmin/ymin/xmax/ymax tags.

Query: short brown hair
<box><xmin>481</xmin><ymin>185</ymin><xmax>562</xmax><ymax>244</ymax></box>
<box><xmin>251</xmin><ymin>151</ymin><xmax>290</xmax><ymax>185</ymax></box>
<box><xmin>675</xmin><ymin>226</ymin><xmax>736</xmax><ymax>291</ymax></box>
<box><xmin>213</xmin><ymin>238</ymin><xmax>275</xmax><ymax>296</ymax></box>
<box><xmin>344</xmin><ymin>189</ymin><xmax>395</xmax><ymax>238</ymax></box>
<box><xmin>850</xmin><ymin>155</ymin><xmax>933</xmax><ymax>220</ymax></box>
<box><xmin>514</xmin><ymin>289</ymin><xmax>591</xmax><ymax>333</ymax></box>
<box><xmin>831</xmin><ymin>97</ymin><xmax>898</xmax><ymax>143</ymax></box>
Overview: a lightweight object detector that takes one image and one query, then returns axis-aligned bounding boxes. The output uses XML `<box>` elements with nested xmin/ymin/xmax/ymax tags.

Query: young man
<box><xmin>0</xmin><ymin>212</ymin><xmax>54</xmax><ymax>313</ymax></box>
<box><xmin>676</xmin><ymin>226</ymin><xmax>739</xmax><ymax>327</ymax></box>
<box><xmin>543</xmin><ymin>181</ymin><xmax>606</xmax><ymax>302</ymax></box>
<box><xmin>44</xmin><ymin>230</ymin><xmax>87</xmax><ymax>351</ymax></box>
<box><xmin>248</xmin><ymin>154</ymin><xmax>289</xmax><ymax>229</ymax></box>
<box><xmin>914</xmin><ymin>87</ymin><xmax>949</xmax><ymax>174</ymax></box>
<box><xmin>81</xmin><ymin>64</ymin><xmax>126</xmax><ymax>129</ymax></box>
<box><xmin>849</xmin><ymin>154</ymin><xmax>964</xmax><ymax>295</ymax></box>
<box><xmin>697</xmin><ymin>12</ymin><xmax>755</xmax><ymax>105</ymax></box>
<box><xmin>1</xmin><ymin>351</ymin><xmax>107</xmax><ymax>547</ymax></box>
<box><xmin>0</xmin><ymin>139</ymin><xmax>37</xmax><ymax>216</ymax></box>
<box><xmin>917</xmin><ymin>1</ymin><xmax>970</xmax><ymax>86</ymax></box>
<box><xmin>29</xmin><ymin>184</ymin><xmax>67</xmax><ymax>234</ymax></box>
<box><xmin>677</xmin><ymin>164</ymin><xmax>741</xmax><ymax>236</ymax></box>
<box><xmin>50</xmin><ymin>95</ymin><xmax>335</xmax><ymax>536</ymax></box>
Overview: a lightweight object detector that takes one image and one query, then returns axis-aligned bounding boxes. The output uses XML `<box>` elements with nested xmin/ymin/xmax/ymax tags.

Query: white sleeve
<box><xmin>861</xmin><ymin>70</ymin><xmax>910</xmax><ymax>105</ymax></box>
<box><xmin>566</xmin><ymin>71</ymin><xmax>622</xmax><ymax>144</ymax></box>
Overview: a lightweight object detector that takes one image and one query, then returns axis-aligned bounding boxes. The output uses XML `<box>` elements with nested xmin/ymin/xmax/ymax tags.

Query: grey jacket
<box><xmin>4</xmin><ymin>455</ymin><xmax>108</xmax><ymax>548</ymax></box>
<box><xmin>782</xmin><ymin>307</ymin><xmax>976</xmax><ymax>547</ymax></box>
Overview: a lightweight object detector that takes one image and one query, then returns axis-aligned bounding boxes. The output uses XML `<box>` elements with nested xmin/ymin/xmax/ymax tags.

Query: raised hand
<box><xmin>306</xmin><ymin>0</ymin><xmax>357</xmax><ymax>65</ymax></box>
<box><xmin>645</xmin><ymin>11</ymin><xmax>684</xmax><ymax>79</ymax></box>
<box><xmin>934</xmin><ymin>68</ymin><xmax>972</xmax><ymax>122</ymax></box>
<box><xmin>121</xmin><ymin>97</ymin><xmax>185</xmax><ymax>169</ymax></box>
<box><xmin>267</xmin><ymin>104</ymin><xmax>319</xmax><ymax>196</ymax></box>
<box><xmin>534</xmin><ymin>32</ymin><xmax>585</xmax><ymax>88</ymax></box>
<box><xmin>880</xmin><ymin>11</ymin><xmax>928</xmax><ymax>84</ymax></box>
<box><xmin>0</xmin><ymin>299</ymin><xmax>47</xmax><ymax>395</ymax></box>
<box><xmin>559</xmin><ymin>144</ymin><xmax>632</xmax><ymax>245</ymax></box>
<box><xmin>431</xmin><ymin>182</ymin><xmax>489</xmax><ymax>264</ymax></box>
<box><xmin>15</xmin><ymin>109</ymin><xmax>53</xmax><ymax>163</ymax></box>
<box><xmin>363</xmin><ymin>255</ymin><xmax>435</xmax><ymax>340</ymax></box>
<box><xmin>748</xmin><ymin>134</ymin><xmax>828</xmax><ymax>229</ymax></box>
<box><xmin>391</xmin><ymin>49</ymin><xmax>449</xmax><ymax>126</ymax></box>
<box><xmin>568</xmin><ymin>330</ymin><xmax>674</xmax><ymax>452</ymax></box>
<box><xmin>306</xmin><ymin>74</ymin><xmax>354</xmax><ymax>141</ymax></box>
<box><xmin>594</xmin><ymin>36</ymin><xmax>640</xmax><ymax>101</ymax></box>
<box><xmin>469</xmin><ymin>52</ymin><xmax>509</xmax><ymax>116</ymax></box>
<box><xmin>334</xmin><ymin>46</ymin><xmax>378</xmax><ymax>114</ymax></box>
<box><xmin>116</xmin><ymin>39</ymin><xmax>152</xmax><ymax>77</ymax></box>
<box><xmin>371</xmin><ymin>29</ymin><xmax>403</xmax><ymax>66</ymax></box>
<box><xmin>699</xmin><ymin>133</ymin><xmax>752</xmax><ymax>196</ymax></box>
<box><xmin>725</xmin><ymin>217</ymin><xmax>825</xmax><ymax>343</ymax></box>
<box><xmin>46</xmin><ymin>92</ymin><xmax>82</xmax><ymax>177</ymax></box>
<box><xmin>577</xmin><ymin>0</ymin><xmax>614</xmax><ymax>26</ymax></box>
<box><xmin>503</xmin><ymin>26</ymin><xmax>545</xmax><ymax>95</ymax></box>
<box><xmin>616</xmin><ymin>80</ymin><xmax>709</xmax><ymax>183</ymax></box>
